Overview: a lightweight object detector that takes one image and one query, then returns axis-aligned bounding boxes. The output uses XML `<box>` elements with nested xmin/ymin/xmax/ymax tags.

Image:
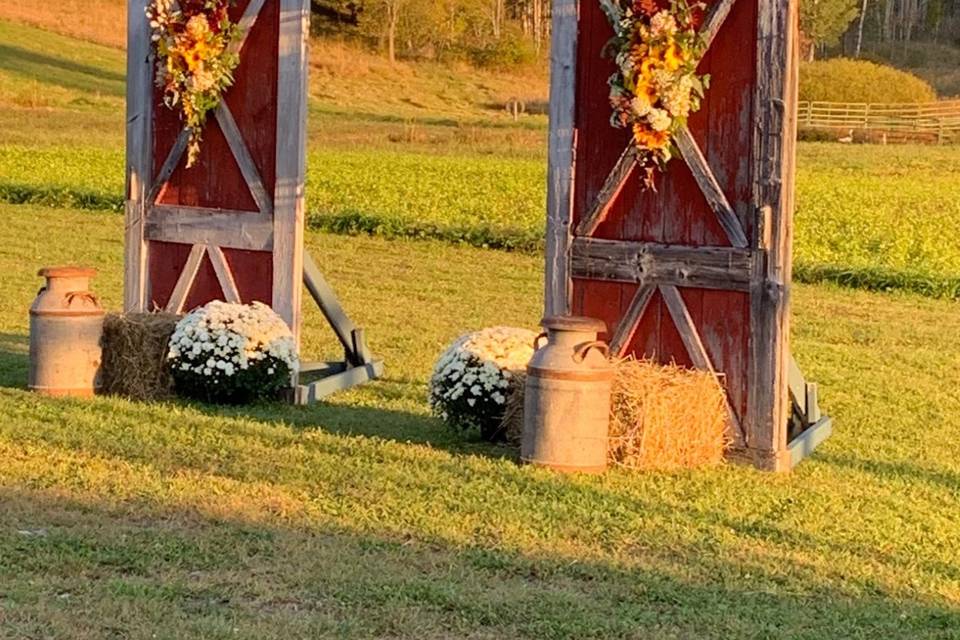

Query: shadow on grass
<box><xmin>817</xmin><ymin>450</ymin><xmax>960</xmax><ymax>494</ymax></box>
<box><xmin>0</xmin><ymin>43</ymin><xmax>125</xmax><ymax>97</ymax></box>
<box><xmin>0</xmin><ymin>332</ymin><xmax>29</xmax><ymax>389</ymax></box>
<box><xmin>2</xmin><ymin>485</ymin><xmax>958</xmax><ymax>638</ymax></box>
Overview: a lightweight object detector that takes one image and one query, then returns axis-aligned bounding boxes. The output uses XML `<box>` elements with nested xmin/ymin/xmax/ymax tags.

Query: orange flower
<box><xmin>633</xmin><ymin>123</ymin><xmax>670</xmax><ymax>150</ymax></box>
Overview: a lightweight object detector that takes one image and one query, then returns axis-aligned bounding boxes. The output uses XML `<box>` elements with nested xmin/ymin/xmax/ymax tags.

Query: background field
<box><xmin>2</xmin><ymin>20</ymin><xmax>959</xmax><ymax>297</ymax></box>
<box><xmin>0</xmin><ymin>11</ymin><xmax>959</xmax><ymax>640</ymax></box>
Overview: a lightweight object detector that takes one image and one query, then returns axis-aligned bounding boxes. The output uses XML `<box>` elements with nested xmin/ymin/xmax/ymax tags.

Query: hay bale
<box><xmin>500</xmin><ymin>371</ymin><xmax>527</xmax><ymax>447</ymax></box>
<box><xmin>609</xmin><ymin>359</ymin><xmax>729</xmax><ymax>471</ymax></box>
<box><xmin>501</xmin><ymin>359</ymin><xmax>729</xmax><ymax>470</ymax></box>
<box><xmin>100</xmin><ymin>312</ymin><xmax>180</xmax><ymax>401</ymax></box>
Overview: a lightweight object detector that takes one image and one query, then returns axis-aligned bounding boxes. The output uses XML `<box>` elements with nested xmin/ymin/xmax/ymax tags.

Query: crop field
<box><xmin>1</xmin><ymin>13</ymin><xmax>960</xmax><ymax>639</ymax></box>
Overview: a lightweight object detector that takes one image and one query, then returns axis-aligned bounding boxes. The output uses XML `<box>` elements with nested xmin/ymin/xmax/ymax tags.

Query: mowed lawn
<box><xmin>1</xmin><ymin>204</ymin><xmax>960</xmax><ymax>638</ymax></box>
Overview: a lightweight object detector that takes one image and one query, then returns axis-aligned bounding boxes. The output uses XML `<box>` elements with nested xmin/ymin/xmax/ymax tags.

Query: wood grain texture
<box><xmin>230</xmin><ymin>0</ymin><xmax>268</xmax><ymax>55</ymax></box>
<box><xmin>544</xmin><ymin>0</ymin><xmax>579</xmax><ymax>317</ymax></box>
<box><xmin>746</xmin><ymin>0</ymin><xmax>798</xmax><ymax>459</ymax></box>
<box><xmin>660</xmin><ymin>284</ymin><xmax>745</xmax><ymax>445</ymax></box>
<box><xmin>571</xmin><ymin>237</ymin><xmax>753</xmax><ymax>290</ymax></box>
<box><xmin>675</xmin><ymin>126</ymin><xmax>749</xmax><ymax>248</ymax></box>
<box><xmin>701</xmin><ymin>0</ymin><xmax>739</xmax><ymax>49</ymax></box>
<box><xmin>145</xmin><ymin>205</ymin><xmax>274</xmax><ymax>251</ymax></box>
<box><xmin>215</xmin><ymin>102</ymin><xmax>274</xmax><ymax>215</ymax></box>
<box><xmin>272</xmin><ymin>0</ymin><xmax>309</xmax><ymax>341</ymax></box>
<box><xmin>165</xmin><ymin>244</ymin><xmax>206</xmax><ymax>314</ymax></box>
<box><xmin>147</xmin><ymin>130</ymin><xmax>189</xmax><ymax>206</ymax></box>
<box><xmin>608</xmin><ymin>285</ymin><xmax>655</xmax><ymax>356</ymax></box>
<box><xmin>208</xmin><ymin>245</ymin><xmax>242</xmax><ymax>303</ymax></box>
<box><xmin>124</xmin><ymin>0</ymin><xmax>153</xmax><ymax>312</ymax></box>
<box><xmin>575</xmin><ymin>144</ymin><xmax>636</xmax><ymax>237</ymax></box>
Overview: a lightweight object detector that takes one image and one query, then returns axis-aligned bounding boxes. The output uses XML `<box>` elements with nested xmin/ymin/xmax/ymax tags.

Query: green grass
<box><xmin>1</xmin><ymin>203</ymin><xmax>960</xmax><ymax>638</ymax></box>
<box><xmin>3</xmin><ymin>141</ymin><xmax>960</xmax><ymax>296</ymax></box>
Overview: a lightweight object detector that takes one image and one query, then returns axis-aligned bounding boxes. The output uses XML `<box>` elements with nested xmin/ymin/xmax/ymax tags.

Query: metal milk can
<box><xmin>521</xmin><ymin>316</ymin><xmax>613</xmax><ymax>473</ymax></box>
<box><xmin>29</xmin><ymin>267</ymin><xmax>104</xmax><ymax>397</ymax></box>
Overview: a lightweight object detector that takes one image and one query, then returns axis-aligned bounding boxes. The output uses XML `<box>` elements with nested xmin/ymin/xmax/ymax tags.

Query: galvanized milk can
<box><xmin>29</xmin><ymin>267</ymin><xmax>104</xmax><ymax>397</ymax></box>
<box><xmin>521</xmin><ymin>316</ymin><xmax>613</xmax><ymax>473</ymax></box>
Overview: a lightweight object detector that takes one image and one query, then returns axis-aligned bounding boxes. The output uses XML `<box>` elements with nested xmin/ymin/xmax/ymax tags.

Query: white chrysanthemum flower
<box><xmin>168</xmin><ymin>300</ymin><xmax>300</xmax><ymax>403</ymax></box>
<box><xmin>647</xmin><ymin>108</ymin><xmax>672</xmax><ymax>132</ymax></box>
<box><xmin>428</xmin><ymin>326</ymin><xmax>536</xmax><ymax>440</ymax></box>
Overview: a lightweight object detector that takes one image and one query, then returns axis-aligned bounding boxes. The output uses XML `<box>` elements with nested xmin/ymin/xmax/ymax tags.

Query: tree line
<box><xmin>311</xmin><ymin>0</ymin><xmax>551</xmax><ymax>64</ymax></box>
<box><xmin>310</xmin><ymin>0</ymin><xmax>959</xmax><ymax>66</ymax></box>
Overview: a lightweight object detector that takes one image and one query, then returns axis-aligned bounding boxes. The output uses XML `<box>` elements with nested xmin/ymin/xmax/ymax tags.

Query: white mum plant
<box><xmin>167</xmin><ymin>300</ymin><xmax>298</xmax><ymax>404</ymax></box>
<box><xmin>429</xmin><ymin>326</ymin><xmax>536</xmax><ymax>441</ymax></box>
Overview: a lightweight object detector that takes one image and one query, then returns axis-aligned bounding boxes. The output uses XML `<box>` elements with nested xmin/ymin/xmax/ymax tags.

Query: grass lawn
<box><xmin>1</xmin><ymin>204</ymin><xmax>960</xmax><ymax>638</ymax></box>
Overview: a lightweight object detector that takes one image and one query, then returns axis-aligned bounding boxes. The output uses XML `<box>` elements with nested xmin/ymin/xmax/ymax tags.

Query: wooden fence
<box><xmin>798</xmin><ymin>100</ymin><xmax>960</xmax><ymax>143</ymax></box>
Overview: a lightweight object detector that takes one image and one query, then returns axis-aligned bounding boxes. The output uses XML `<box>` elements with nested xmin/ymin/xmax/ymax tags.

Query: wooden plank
<box><xmin>124</xmin><ymin>0</ymin><xmax>153</xmax><ymax>312</ymax></box>
<box><xmin>272</xmin><ymin>0</ymin><xmax>310</xmax><ymax>341</ymax></box>
<box><xmin>229</xmin><ymin>0</ymin><xmax>268</xmax><ymax>56</ymax></box>
<box><xmin>675</xmin><ymin>127</ymin><xmax>749</xmax><ymax>248</ymax></box>
<box><xmin>303</xmin><ymin>251</ymin><xmax>366</xmax><ymax>365</ymax></box>
<box><xmin>700</xmin><ymin>0</ymin><xmax>738</xmax><ymax>50</ymax></box>
<box><xmin>571</xmin><ymin>237</ymin><xmax>754</xmax><ymax>290</ymax></box>
<box><xmin>575</xmin><ymin>144</ymin><xmax>636</xmax><ymax>237</ymax></box>
<box><xmin>746</xmin><ymin>0</ymin><xmax>798</xmax><ymax>456</ymax></box>
<box><xmin>544</xmin><ymin>0</ymin><xmax>579</xmax><ymax>317</ymax></box>
<box><xmin>147</xmin><ymin>130</ymin><xmax>189</xmax><ymax>206</ymax></box>
<box><xmin>661</xmin><ymin>284</ymin><xmax>745</xmax><ymax>443</ymax></box>
<box><xmin>165</xmin><ymin>244</ymin><xmax>206</xmax><ymax>314</ymax></box>
<box><xmin>144</xmin><ymin>205</ymin><xmax>274</xmax><ymax>251</ymax></box>
<box><xmin>295</xmin><ymin>361</ymin><xmax>384</xmax><ymax>404</ymax></box>
<box><xmin>215</xmin><ymin>103</ymin><xmax>274</xmax><ymax>216</ymax></box>
<box><xmin>787</xmin><ymin>415</ymin><xmax>833</xmax><ymax>469</ymax></box>
<box><xmin>787</xmin><ymin>354</ymin><xmax>806</xmax><ymax>416</ymax></box>
<box><xmin>208</xmin><ymin>245</ymin><xmax>242</xmax><ymax>303</ymax></box>
<box><xmin>609</xmin><ymin>285</ymin><xmax>655</xmax><ymax>356</ymax></box>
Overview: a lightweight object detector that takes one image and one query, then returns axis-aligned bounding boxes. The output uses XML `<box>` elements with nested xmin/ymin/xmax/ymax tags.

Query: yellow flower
<box><xmin>664</xmin><ymin>44</ymin><xmax>685</xmax><ymax>71</ymax></box>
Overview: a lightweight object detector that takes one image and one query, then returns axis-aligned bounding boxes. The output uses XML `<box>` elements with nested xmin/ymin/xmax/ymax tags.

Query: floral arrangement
<box><xmin>606</xmin><ymin>0</ymin><xmax>709</xmax><ymax>187</ymax></box>
<box><xmin>167</xmin><ymin>301</ymin><xmax>298</xmax><ymax>404</ymax></box>
<box><xmin>429</xmin><ymin>327</ymin><xmax>536</xmax><ymax>442</ymax></box>
<box><xmin>147</xmin><ymin>0</ymin><xmax>241</xmax><ymax>167</ymax></box>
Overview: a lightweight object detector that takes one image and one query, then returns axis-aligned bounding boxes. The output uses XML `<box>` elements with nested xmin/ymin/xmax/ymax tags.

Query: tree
<box><xmin>800</xmin><ymin>0</ymin><xmax>862</xmax><ymax>59</ymax></box>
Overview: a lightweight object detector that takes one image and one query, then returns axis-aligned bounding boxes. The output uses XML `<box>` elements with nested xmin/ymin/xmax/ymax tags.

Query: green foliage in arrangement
<box><xmin>2</xmin><ymin>204</ymin><xmax>960</xmax><ymax>638</ymax></box>
<box><xmin>799</xmin><ymin>59</ymin><xmax>939</xmax><ymax>104</ymax></box>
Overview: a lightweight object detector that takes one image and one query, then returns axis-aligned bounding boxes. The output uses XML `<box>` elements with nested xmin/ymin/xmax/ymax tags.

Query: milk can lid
<box><xmin>540</xmin><ymin>315</ymin><xmax>607</xmax><ymax>333</ymax></box>
<box><xmin>38</xmin><ymin>266</ymin><xmax>97</xmax><ymax>279</ymax></box>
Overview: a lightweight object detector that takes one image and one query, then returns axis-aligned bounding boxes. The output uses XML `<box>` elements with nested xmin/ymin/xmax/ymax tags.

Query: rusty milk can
<box><xmin>29</xmin><ymin>266</ymin><xmax>104</xmax><ymax>397</ymax></box>
<box><xmin>521</xmin><ymin>316</ymin><xmax>613</xmax><ymax>473</ymax></box>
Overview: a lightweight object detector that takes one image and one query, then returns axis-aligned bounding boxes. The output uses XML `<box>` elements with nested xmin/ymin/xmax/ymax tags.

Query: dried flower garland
<box><xmin>147</xmin><ymin>0</ymin><xmax>241</xmax><ymax>167</ymax></box>
<box><xmin>606</xmin><ymin>0</ymin><xmax>709</xmax><ymax>187</ymax></box>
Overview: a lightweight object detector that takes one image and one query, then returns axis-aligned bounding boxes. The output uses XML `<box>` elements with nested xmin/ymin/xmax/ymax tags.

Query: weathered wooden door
<box><xmin>545</xmin><ymin>0</ymin><xmax>801</xmax><ymax>469</ymax></box>
<box><xmin>125</xmin><ymin>0</ymin><xmax>308</xmax><ymax>339</ymax></box>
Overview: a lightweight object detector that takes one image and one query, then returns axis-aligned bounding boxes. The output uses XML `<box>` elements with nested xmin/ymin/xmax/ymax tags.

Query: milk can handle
<box><xmin>533</xmin><ymin>332</ymin><xmax>548</xmax><ymax>350</ymax></box>
<box><xmin>66</xmin><ymin>290</ymin><xmax>100</xmax><ymax>307</ymax></box>
<box><xmin>573</xmin><ymin>341</ymin><xmax>609</xmax><ymax>363</ymax></box>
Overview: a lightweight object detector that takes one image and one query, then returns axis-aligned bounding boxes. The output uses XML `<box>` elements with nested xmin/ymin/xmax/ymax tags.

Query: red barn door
<box><xmin>125</xmin><ymin>0</ymin><xmax>308</xmax><ymax>339</ymax></box>
<box><xmin>545</xmin><ymin>0</ymin><xmax>802</xmax><ymax>469</ymax></box>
